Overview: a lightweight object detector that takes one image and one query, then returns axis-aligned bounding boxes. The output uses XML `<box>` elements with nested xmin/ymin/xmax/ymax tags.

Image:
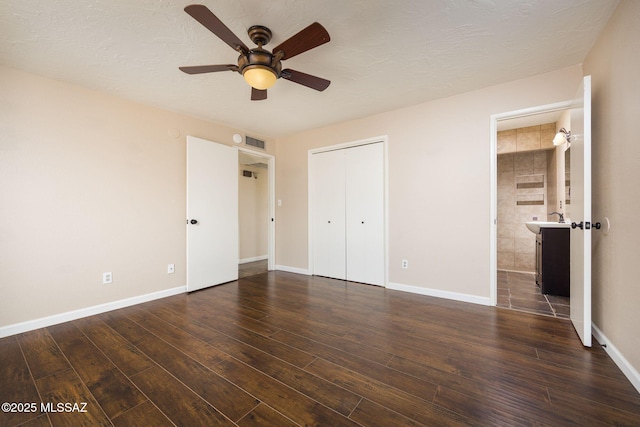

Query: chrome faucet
<box><xmin>549</xmin><ymin>212</ymin><xmax>565</xmax><ymax>223</ymax></box>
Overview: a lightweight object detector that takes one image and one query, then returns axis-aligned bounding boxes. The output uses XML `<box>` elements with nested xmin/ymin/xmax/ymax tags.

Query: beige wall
<box><xmin>275</xmin><ymin>65</ymin><xmax>583</xmax><ymax>298</ymax></box>
<box><xmin>238</xmin><ymin>165</ymin><xmax>269</xmax><ymax>261</ymax></box>
<box><xmin>0</xmin><ymin>65</ymin><xmax>273</xmax><ymax>328</ymax></box>
<box><xmin>583</xmin><ymin>0</ymin><xmax>640</xmax><ymax>378</ymax></box>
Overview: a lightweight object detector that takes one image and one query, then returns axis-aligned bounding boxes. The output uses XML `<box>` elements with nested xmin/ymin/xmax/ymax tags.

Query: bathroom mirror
<box><xmin>564</xmin><ymin>146</ymin><xmax>571</xmax><ymax>218</ymax></box>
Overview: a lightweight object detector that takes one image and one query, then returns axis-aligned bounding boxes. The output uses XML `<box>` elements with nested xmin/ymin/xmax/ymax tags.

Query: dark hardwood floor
<box><xmin>2</xmin><ymin>271</ymin><xmax>639</xmax><ymax>426</ymax></box>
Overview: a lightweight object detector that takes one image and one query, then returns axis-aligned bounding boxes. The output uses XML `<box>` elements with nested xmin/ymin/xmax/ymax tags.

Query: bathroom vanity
<box><xmin>534</xmin><ymin>227</ymin><xmax>570</xmax><ymax>297</ymax></box>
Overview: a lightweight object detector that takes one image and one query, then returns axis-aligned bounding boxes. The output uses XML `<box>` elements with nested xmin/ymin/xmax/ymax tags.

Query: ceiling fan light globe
<box><xmin>243</xmin><ymin>66</ymin><xmax>277</xmax><ymax>90</ymax></box>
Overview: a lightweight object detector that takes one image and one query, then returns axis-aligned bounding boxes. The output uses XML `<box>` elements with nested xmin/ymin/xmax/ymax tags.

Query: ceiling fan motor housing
<box><xmin>238</xmin><ymin>48</ymin><xmax>282</xmax><ymax>78</ymax></box>
<box><xmin>238</xmin><ymin>25</ymin><xmax>282</xmax><ymax>84</ymax></box>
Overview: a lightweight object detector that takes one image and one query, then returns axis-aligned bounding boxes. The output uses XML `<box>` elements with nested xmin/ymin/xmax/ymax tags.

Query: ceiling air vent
<box><xmin>245</xmin><ymin>135</ymin><xmax>265</xmax><ymax>150</ymax></box>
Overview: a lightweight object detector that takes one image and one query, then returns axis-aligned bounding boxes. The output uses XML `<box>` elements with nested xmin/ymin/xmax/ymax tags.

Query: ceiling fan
<box><xmin>179</xmin><ymin>4</ymin><xmax>331</xmax><ymax>101</ymax></box>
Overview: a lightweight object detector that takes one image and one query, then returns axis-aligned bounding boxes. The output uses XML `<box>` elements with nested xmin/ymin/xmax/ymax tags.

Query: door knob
<box><xmin>572</xmin><ymin>221</ymin><xmax>602</xmax><ymax>230</ymax></box>
<box><xmin>190</xmin><ymin>219</ymin><xmax>198</xmax><ymax>225</ymax></box>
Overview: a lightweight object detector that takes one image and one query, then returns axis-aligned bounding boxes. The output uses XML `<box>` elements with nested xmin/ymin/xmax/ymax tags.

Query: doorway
<box><xmin>490</xmin><ymin>102</ymin><xmax>573</xmax><ymax>315</ymax></box>
<box><xmin>186</xmin><ymin>137</ymin><xmax>276</xmax><ymax>290</ymax></box>
<box><xmin>238</xmin><ymin>147</ymin><xmax>275</xmax><ymax>277</ymax></box>
<box><xmin>489</xmin><ymin>74</ymin><xmax>594</xmax><ymax>348</ymax></box>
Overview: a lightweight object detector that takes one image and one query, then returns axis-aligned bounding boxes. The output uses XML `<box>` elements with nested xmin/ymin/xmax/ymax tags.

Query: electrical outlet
<box><xmin>102</xmin><ymin>272</ymin><xmax>112</xmax><ymax>284</ymax></box>
<box><xmin>167</xmin><ymin>264</ymin><xmax>175</xmax><ymax>274</ymax></box>
<box><xmin>401</xmin><ymin>260</ymin><xmax>409</xmax><ymax>269</ymax></box>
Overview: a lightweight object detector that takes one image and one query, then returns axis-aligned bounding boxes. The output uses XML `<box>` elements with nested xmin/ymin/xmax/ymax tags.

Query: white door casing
<box><xmin>186</xmin><ymin>136</ymin><xmax>238</xmax><ymax>292</ymax></box>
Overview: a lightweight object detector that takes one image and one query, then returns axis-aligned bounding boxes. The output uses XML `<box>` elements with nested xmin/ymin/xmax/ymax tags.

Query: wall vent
<box><xmin>242</xmin><ymin>170</ymin><xmax>253</xmax><ymax>178</ymax></box>
<box><xmin>245</xmin><ymin>135</ymin><xmax>265</xmax><ymax>150</ymax></box>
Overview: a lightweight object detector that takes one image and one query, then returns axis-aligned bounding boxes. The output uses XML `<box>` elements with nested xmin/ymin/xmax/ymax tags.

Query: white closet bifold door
<box><xmin>312</xmin><ymin>149</ymin><xmax>346</xmax><ymax>280</ymax></box>
<box><xmin>311</xmin><ymin>142</ymin><xmax>384</xmax><ymax>286</ymax></box>
<box><xmin>345</xmin><ymin>143</ymin><xmax>384</xmax><ymax>286</ymax></box>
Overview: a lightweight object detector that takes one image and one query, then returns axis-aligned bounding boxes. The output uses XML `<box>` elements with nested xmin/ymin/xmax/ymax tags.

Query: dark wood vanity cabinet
<box><xmin>535</xmin><ymin>228</ymin><xmax>570</xmax><ymax>297</ymax></box>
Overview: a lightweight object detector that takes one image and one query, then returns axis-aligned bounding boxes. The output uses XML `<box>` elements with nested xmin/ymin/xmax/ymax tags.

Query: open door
<box><xmin>186</xmin><ymin>136</ymin><xmax>238</xmax><ymax>292</ymax></box>
<box><xmin>569</xmin><ymin>76</ymin><xmax>592</xmax><ymax>347</ymax></box>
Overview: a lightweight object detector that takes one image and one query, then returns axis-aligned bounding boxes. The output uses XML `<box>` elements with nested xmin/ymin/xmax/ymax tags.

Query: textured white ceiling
<box><xmin>0</xmin><ymin>0</ymin><xmax>619</xmax><ymax>137</ymax></box>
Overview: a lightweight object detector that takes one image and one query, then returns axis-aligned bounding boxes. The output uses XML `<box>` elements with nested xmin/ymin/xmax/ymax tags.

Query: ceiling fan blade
<box><xmin>251</xmin><ymin>88</ymin><xmax>267</xmax><ymax>101</ymax></box>
<box><xmin>184</xmin><ymin>5</ymin><xmax>249</xmax><ymax>53</ymax></box>
<box><xmin>179</xmin><ymin>64</ymin><xmax>238</xmax><ymax>74</ymax></box>
<box><xmin>272</xmin><ymin>22</ymin><xmax>330</xmax><ymax>60</ymax></box>
<box><xmin>281</xmin><ymin>69</ymin><xmax>330</xmax><ymax>91</ymax></box>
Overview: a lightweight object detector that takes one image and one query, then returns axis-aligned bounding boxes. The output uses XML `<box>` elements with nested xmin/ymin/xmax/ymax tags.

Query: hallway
<box><xmin>238</xmin><ymin>259</ymin><xmax>268</xmax><ymax>279</ymax></box>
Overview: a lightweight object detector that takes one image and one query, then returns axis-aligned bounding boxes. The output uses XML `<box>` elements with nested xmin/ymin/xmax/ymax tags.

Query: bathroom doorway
<box><xmin>491</xmin><ymin>104</ymin><xmax>572</xmax><ymax>318</ymax></box>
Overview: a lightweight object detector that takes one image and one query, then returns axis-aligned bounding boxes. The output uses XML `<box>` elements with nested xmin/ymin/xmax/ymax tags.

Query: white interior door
<box><xmin>187</xmin><ymin>136</ymin><xmax>238</xmax><ymax>292</ymax></box>
<box><xmin>346</xmin><ymin>143</ymin><xmax>385</xmax><ymax>286</ymax></box>
<box><xmin>569</xmin><ymin>75</ymin><xmax>592</xmax><ymax>347</ymax></box>
<box><xmin>312</xmin><ymin>149</ymin><xmax>346</xmax><ymax>279</ymax></box>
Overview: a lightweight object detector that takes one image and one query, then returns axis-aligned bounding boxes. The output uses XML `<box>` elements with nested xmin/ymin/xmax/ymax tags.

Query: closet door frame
<box><xmin>307</xmin><ymin>135</ymin><xmax>388</xmax><ymax>286</ymax></box>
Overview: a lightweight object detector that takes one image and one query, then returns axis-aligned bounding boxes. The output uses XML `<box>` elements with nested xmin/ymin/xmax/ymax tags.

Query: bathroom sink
<box><xmin>525</xmin><ymin>221</ymin><xmax>572</xmax><ymax>234</ymax></box>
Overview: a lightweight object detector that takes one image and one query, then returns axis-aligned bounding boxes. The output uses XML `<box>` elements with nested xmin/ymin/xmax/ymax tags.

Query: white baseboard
<box><xmin>275</xmin><ymin>265</ymin><xmax>311</xmax><ymax>275</ymax></box>
<box><xmin>592</xmin><ymin>323</ymin><xmax>640</xmax><ymax>394</ymax></box>
<box><xmin>387</xmin><ymin>282</ymin><xmax>492</xmax><ymax>306</ymax></box>
<box><xmin>0</xmin><ymin>286</ymin><xmax>186</xmax><ymax>339</ymax></box>
<box><xmin>239</xmin><ymin>255</ymin><xmax>268</xmax><ymax>264</ymax></box>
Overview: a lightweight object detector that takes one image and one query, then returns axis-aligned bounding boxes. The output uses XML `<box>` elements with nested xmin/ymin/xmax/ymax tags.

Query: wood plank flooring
<box><xmin>2</xmin><ymin>271</ymin><xmax>639</xmax><ymax>426</ymax></box>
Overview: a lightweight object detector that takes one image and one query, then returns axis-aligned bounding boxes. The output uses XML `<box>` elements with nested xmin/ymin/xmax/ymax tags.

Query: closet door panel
<box><xmin>312</xmin><ymin>150</ymin><xmax>346</xmax><ymax>279</ymax></box>
<box><xmin>345</xmin><ymin>143</ymin><xmax>384</xmax><ymax>286</ymax></box>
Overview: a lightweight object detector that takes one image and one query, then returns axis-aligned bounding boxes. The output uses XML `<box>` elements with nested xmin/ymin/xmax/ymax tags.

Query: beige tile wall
<box><xmin>498</xmin><ymin>123</ymin><xmax>557</xmax><ymax>154</ymax></box>
<box><xmin>498</xmin><ymin>123</ymin><xmax>559</xmax><ymax>272</ymax></box>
